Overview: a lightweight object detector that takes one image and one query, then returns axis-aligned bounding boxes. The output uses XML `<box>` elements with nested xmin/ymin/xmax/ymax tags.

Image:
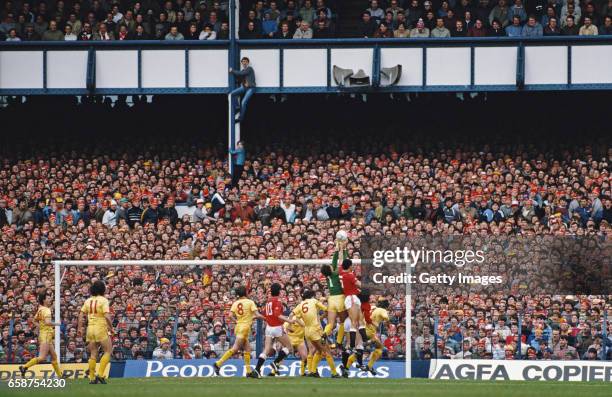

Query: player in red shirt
<box><xmin>340</xmin><ymin>289</ymin><xmax>374</xmax><ymax>376</ymax></box>
<box><xmin>360</xmin><ymin>294</ymin><xmax>372</xmax><ymax>328</ymax></box>
<box><xmin>255</xmin><ymin>283</ymin><xmax>297</xmax><ymax>376</ymax></box>
<box><xmin>339</xmin><ymin>258</ymin><xmax>367</xmax><ymax>352</ymax></box>
<box><xmin>345</xmin><ymin>290</ymin><xmax>380</xmax><ymax>376</ymax></box>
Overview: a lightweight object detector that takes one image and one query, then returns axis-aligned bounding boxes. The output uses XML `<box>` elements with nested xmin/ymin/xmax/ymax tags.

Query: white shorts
<box><xmin>344</xmin><ymin>295</ymin><xmax>361</xmax><ymax>310</ymax></box>
<box><xmin>265</xmin><ymin>325</ymin><xmax>284</xmax><ymax>338</ymax></box>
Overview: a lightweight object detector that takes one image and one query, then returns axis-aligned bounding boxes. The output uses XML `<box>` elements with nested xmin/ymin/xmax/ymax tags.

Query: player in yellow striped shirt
<box><xmin>19</xmin><ymin>292</ymin><xmax>62</xmax><ymax>378</ymax></box>
<box><xmin>214</xmin><ymin>286</ymin><xmax>265</xmax><ymax>378</ymax></box>
<box><xmin>291</xmin><ymin>289</ymin><xmax>340</xmax><ymax>378</ymax></box>
<box><xmin>77</xmin><ymin>280</ymin><xmax>113</xmax><ymax>384</ymax></box>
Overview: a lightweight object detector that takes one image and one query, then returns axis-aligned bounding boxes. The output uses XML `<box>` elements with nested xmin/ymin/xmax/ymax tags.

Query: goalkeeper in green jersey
<box><xmin>320</xmin><ymin>239</ymin><xmax>349</xmax><ymax>346</ymax></box>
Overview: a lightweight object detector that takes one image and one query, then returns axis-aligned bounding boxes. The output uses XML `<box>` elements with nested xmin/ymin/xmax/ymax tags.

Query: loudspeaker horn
<box><xmin>333</xmin><ymin>66</ymin><xmax>354</xmax><ymax>87</ymax></box>
<box><xmin>349</xmin><ymin>69</ymin><xmax>370</xmax><ymax>86</ymax></box>
<box><xmin>380</xmin><ymin>65</ymin><xmax>402</xmax><ymax>86</ymax></box>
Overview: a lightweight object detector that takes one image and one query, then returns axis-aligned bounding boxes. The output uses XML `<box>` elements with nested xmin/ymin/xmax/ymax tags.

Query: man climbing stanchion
<box><xmin>230</xmin><ymin>140</ymin><xmax>246</xmax><ymax>188</ymax></box>
<box><xmin>229</xmin><ymin>57</ymin><xmax>256</xmax><ymax>122</ymax></box>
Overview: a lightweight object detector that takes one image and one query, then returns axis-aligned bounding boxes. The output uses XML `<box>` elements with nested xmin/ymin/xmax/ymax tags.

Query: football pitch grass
<box><xmin>3</xmin><ymin>377</ymin><xmax>611</xmax><ymax>397</ymax></box>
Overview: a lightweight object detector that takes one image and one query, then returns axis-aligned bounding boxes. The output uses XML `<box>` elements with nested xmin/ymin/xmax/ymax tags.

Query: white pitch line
<box><xmin>119</xmin><ymin>379</ymin><xmax>612</xmax><ymax>387</ymax></box>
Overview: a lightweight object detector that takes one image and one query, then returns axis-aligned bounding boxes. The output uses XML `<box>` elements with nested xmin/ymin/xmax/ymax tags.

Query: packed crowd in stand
<box><xmin>239</xmin><ymin>0</ymin><xmax>339</xmax><ymax>38</ymax></box>
<box><xmin>356</xmin><ymin>0</ymin><xmax>612</xmax><ymax>38</ymax></box>
<box><xmin>0</xmin><ymin>0</ymin><xmax>342</xmax><ymax>41</ymax></box>
<box><xmin>2</xmin><ymin>0</ymin><xmax>611</xmax><ymax>41</ymax></box>
<box><xmin>0</xmin><ymin>93</ymin><xmax>610</xmax><ymax>365</ymax></box>
<box><xmin>0</xmin><ymin>0</ymin><xmax>234</xmax><ymax>41</ymax></box>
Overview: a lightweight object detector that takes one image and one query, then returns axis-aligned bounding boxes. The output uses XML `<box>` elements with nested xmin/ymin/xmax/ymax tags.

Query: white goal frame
<box><xmin>52</xmin><ymin>259</ymin><xmax>411</xmax><ymax>378</ymax></box>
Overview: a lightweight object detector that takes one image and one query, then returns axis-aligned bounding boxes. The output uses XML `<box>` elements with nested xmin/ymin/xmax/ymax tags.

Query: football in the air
<box><xmin>336</xmin><ymin>230</ymin><xmax>348</xmax><ymax>241</ymax></box>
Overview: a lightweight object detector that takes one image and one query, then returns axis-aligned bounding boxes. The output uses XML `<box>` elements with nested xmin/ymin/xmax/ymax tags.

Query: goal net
<box><xmin>53</xmin><ymin>259</ymin><xmax>413</xmax><ymax>378</ymax></box>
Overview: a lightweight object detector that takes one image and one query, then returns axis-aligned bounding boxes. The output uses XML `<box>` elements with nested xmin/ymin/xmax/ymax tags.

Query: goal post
<box><xmin>52</xmin><ymin>259</ymin><xmax>412</xmax><ymax>378</ymax></box>
<box><xmin>405</xmin><ymin>259</ymin><xmax>412</xmax><ymax>379</ymax></box>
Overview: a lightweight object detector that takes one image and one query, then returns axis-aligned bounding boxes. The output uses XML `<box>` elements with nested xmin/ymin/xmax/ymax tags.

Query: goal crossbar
<box><xmin>52</xmin><ymin>258</ymin><xmax>411</xmax><ymax>378</ymax></box>
<box><xmin>53</xmin><ymin>259</ymin><xmax>361</xmax><ymax>266</ymax></box>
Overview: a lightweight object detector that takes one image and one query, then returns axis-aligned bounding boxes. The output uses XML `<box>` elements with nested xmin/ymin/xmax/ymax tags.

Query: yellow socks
<box><xmin>323</xmin><ymin>323</ymin><xmax>334</xmax><ymax>337</ymax></box>
<box><xmin>243</xmin><ymin>352</ymin><xmax>251</xmax><ymax>374</ymax></box>
<box><xmin>323</xmin><ymin>322</ymin><xmax>346</xmax><ymax>345</ymax></box>
<box><xmin>88</xmin><ymin>358</ymin><xmax>97</xmax><ymax>381</ymax></box>
<box><xmin>98</xmin><ymin>353</ymin><xmax>111</xmax><ymax>378</ymax></box>
<box><xmin>300</xmin><ymin>359</ymin><xmax>306</xmax><ymax>375</ymax></box>
<box><xmin>23</xmin><ymin>357</ymin><xmax>40</xmax><ymax>369</ymax></box>
<box><xmin>216</xmin><ymin>348</ymin><xmax>235</xmax><ymax>366</ymax></box>
<box><xmin>347</xmin><ymin>353</ymin><xmax>356</xmax><ymax>368</ymax></box>
<box><xmin>306</xmin><ymin>354</ymin><xmax>313</xmax><ymax>374</ymax></box>
<box><xmin>336</xmin><ymin>326</ymin><xmax>345</xmax><ymax>345</ymax></box>
<box><xmin>325</xmin><ymin>353</ymin><xmax>337</xmax><ymax>375</ymax></box>
<box><xmin>311</xmin><ymin>351</ymin><xmax>322</xmax><ymax>373</ymax></box>
<box><xmin>368</xmin><ymin>348</ymin><xmax>382</xmax><ymax>368</ymax></box>
<box><xmin>51</xmin><ymin>360</ymin><xmax>62</xmax><ymax>377</ymax></box>
<box><xmin>24</xmin><ymin>357</ymin><xmax>62</xmax><ymax>378</ymax></box>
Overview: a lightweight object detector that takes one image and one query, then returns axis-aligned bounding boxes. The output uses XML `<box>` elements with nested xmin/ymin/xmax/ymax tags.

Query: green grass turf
<box><xmin>3</xmin><ymin>377</ymin><xmax>611</xmax><ymax>397</ymax></box>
